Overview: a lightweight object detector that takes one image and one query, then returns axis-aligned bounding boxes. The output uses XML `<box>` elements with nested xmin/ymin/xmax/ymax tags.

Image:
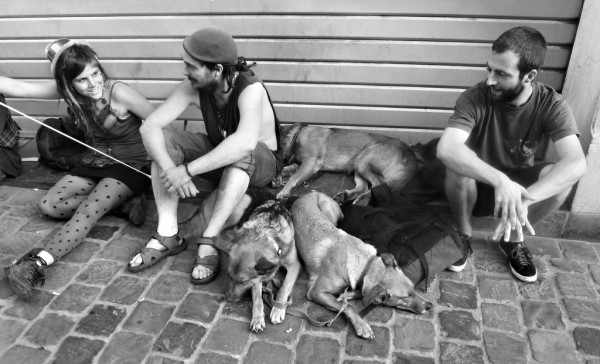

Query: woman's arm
<box><xmin>0</xmin><ymin>77</ymin><xmax>60</xmax><ymax>99</ymax></box>
<box><xmin>110</xmin><ymin>82</ymin><xmax>154</xmax><ymax>120</ymax></box>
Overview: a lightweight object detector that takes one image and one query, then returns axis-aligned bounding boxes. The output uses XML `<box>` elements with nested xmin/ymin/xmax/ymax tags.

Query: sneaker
<box><xmin>4</xmin><ymin>249</ymin><xmax>48</xmax><ymax>301</ymax></box>
<box><xmin>498</xmin><ymin>241</ymin><xmax>537</xmax><ymax>282</ymax></box>
<box><xmin>448</xmin><ymin>234</ymin><xmax>472</xmax><ymax>272</ymax></box>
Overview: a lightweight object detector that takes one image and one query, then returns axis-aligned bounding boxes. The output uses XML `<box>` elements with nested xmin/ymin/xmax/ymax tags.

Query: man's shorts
<box><xmin>162</xmin><ymin>127</ymin><xmax>278</xmax><ymax>187</ymax></box>
<box><xmin>422</xmin><ymin>158</ymin><xmax>550</xmax><ymax>217</ymax></box>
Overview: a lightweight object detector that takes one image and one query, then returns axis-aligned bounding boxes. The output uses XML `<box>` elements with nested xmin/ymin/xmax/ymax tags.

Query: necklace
<box><xmin>215</xmin><ymin>108</ymin><xmax>227</xmax><ymax>138</ymax></box>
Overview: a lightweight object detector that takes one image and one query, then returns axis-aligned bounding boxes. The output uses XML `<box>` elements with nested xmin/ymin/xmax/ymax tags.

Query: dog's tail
<box><xmin>280</xmin><ymin>123</ymin><xmax>306</xmax><ymax>164</ymax></box>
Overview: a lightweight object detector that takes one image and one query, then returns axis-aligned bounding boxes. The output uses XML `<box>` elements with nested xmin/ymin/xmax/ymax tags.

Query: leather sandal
<box><xmin>127</xmin><ymin>231</ymin><xmax>187</xmax><ymax>273</ymax></box>
<box><xmin>190</xmin><ymin>237</ymin><xmax>220</xmax><ymax>285</ymax></box>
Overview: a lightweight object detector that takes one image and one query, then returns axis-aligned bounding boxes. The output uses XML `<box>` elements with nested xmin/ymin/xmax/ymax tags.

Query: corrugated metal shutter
<box><xmin>0</xmin><ymin>0</ymin><xmax>583</xmax><ymax>157</ymax></box>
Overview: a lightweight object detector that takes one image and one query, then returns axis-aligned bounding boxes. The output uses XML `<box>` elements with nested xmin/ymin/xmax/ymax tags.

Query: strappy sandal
<box><xmin>190</xmin><ymin>237</ymin><xmax>220</xmax><ymax>285</ymax></box>
<box><xmin>127</xmin><ymin>231</ymin><xmax>187</xmax><ymax>273</ymax></box>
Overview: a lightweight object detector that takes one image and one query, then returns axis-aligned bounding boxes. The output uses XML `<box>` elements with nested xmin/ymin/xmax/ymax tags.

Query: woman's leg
<box><xmin>39</xmin><ymin>174</ymin><xmax>97</xmax><ymax>219</ymax></box>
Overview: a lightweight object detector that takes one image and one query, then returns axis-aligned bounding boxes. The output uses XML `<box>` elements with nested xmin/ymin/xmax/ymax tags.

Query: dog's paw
<box><xmin>271</xmin><ymin>176</ymin><xmax>286</xmax><ymax>188</ymax></box>
<box><xmin>251</xmin><ymin>315</ymin><xmax>266</xmax><ymax>333</ymax></box>
<box><xmin>355</xmin><ymin>322</ymin><xmax>375</xmax><ymax>340</ymax></box>
<box><xmin>332</xmin><ymin>191</ymin><xmax>349</xmax><ymax>205</ymax></box>
<box><xmin>270</xmin><ymin>307</ymin><xmax>286</xmax><ymax>324</ymax></box>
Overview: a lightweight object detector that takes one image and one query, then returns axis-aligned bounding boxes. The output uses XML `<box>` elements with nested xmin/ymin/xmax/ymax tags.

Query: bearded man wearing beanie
<box><xmin>128</xmin><ymin>27</ymin><xmax>283</xmax><ymax>284</ymax></box>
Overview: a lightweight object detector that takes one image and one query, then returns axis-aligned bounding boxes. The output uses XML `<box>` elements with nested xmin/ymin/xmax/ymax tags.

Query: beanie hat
<box><xmin>45</xmin><ymin>38</ymin><xmax>91</xmax><ymax>76</ymax></box>
<box><xmin>183</xmin><ymin>27</ymin><xmax>238</xmax><ymax>65</ymax></box>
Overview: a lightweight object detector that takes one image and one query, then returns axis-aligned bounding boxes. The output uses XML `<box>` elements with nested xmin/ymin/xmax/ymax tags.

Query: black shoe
<box><xmin>498</xmin><ymin>241</ymin><xmax>537</xmax><ymax>282</ymax></box>
<box><xmin>448</xmin><ymin>234</ymin><xmax>472</xmax><ymax>272</ymax></box>
<box><xmin>113</xmin><ymin>193</ymin><xmax>147</xmax><ymax>226</ymax></box>
<box><xmin>4</xmin><ymin>249</ymin><xmax>48</xmax><ymax>301</ymax></box>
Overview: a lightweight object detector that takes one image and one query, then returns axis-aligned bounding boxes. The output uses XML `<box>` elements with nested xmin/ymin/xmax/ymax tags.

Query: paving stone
<box><xmin>556</xmin><ymin>272</ymin><xmax>597</xmax><ymax>298</ymax></box>
<box><xmin>0</xmin><ymin>230</ymin><xmax>45</xmax><ymax>256</ymax></box>
<box><xmin>521</xmin><ymin>300</ymin><xmax>565</xmax><ymax>330</ymax></box>
<box><xmin>344</xmin><ymin>360</ymin><xmax>382</xmax><ymax>364</ymax></box>
<box><xmin>0</xmin><ymin>277</ymin><xmax>15</xmax><ymax>299</ymax></box>
<box><xmin>221</xmin><ymin>296</ymin><xmax>254</xmax><ymax>320</ymax></box>
<box><xmin>439</xmin><ymin>341</ymin><xmax>485</xmax><ymax>364</ymax></box>
<box><xmin>559</xmin><ymin>240</ymin><xmax>600</xmax><ymax>262</ymax></box>
<box><xmin>563</xmin><ymin>213</ymin><xmax>600</xmax><ymax>243</ymax></box>
<box><xmin>550</xmin><ymin>258</ymin><xmax>586</xmax><ymax>273</ymax></box>
<box><xmin>148</xmin><ymin>356</ymin><xmax>185</xmax><ymax>364</ymax></box>
<box><xmin>153</xmin><ymin>321</ymin><xmax>206</xmax><ymax>359</ymax></box>
<box><xmin>53</xmin><ymin>336</ymin><xmax>105</xmax><ymax>364</ymax></box>
<box><xmin>394</xmin><ymin>317</ymin><xmax>435</xmax><ymax>352</ymax></box>
<box><xmin>573</xmin><ymin>326</ymin><xmax>600</xmax><ymax>356</ymax></box>
<box><xmin>145</xmin><ymin>273</ymin><xmax>190</xmax><ymax>302</ymax></box>
<box><xmin>87</xmin><ymin>224</ymin><xmax>119</xmax><ymax>240</ymax></box>
<box><xmin>517</xmin><ymin>276</ymin><xmax>556</xmax><ymax>300</ymax></box>
<box><xmin>42</xmin><ymin>262</ymin><xmax>82</xmax><ymax>294</ymax></box>
<box><xmin>304</xmin><ymin>301</ymin><xmax>348</xmax><ymax>333</ymax></box>
<box><xmin>99</xmin><ymin>237</ymin><xmax>142</xmax><ymax>262</ymax></box>
<box><xmin>0</xmin><ymin>318</ymin><xmax>27</xmax><ymax>349</ymax></box>
<box><xmin>175</xmin><ymin>292</ymin><xmax>222</xmax><ymax>323</ymax></box>
<box><xmin>438</xmin><ymin>262</ymin><xmax>475</xmax><ymax>283</ymax></box>
<box><xmin>203</xmin><ymin>318</ymin><xmax>249</xmax><ymax>355</ymax></box>
<box><xmin>528</xmin><ymin>330</ymin><xmax>578</xmax><ymax>364</ymax></box>
<box><xmin>392</xmin><ymin>354</ymin><xmax>435</xmax><ymax>364</ymax></box>
<box><xmin>75</xmin><ymin>304</ymin><xmax>127</xmax><ymax>336</ymax></box>
<box><xmin>531</xmin><ymin>210</ymin><xmax>569</xmax><ymax>238</ymax></box>
<box><xmin>8</xmin><ymin>188</ymin><xmax>46</xmax><ymax>205</ymax></box>
<box><xmin>122</xmin><ymin>300</ymin><xmax>175</xmax><ymax>335</ymax></box>
<box><xmin>0</xmin><ymin>344</ymin><xmax>51</xmax><ymax>364</ymax></box>
<box><xmin>346</xmin><ymin>326</ymin><xmax>389</xmax><ymax>358</ymax></box>
<box><xmin>18</xmin><ymin>214</ymin><xmax>61</xmax><ymax>232</ymax></box>
<box><xmin>362</xmin><ymin>304</ymin><xmax>394</xmax><ymax>323</ymax></box>
<box><xmin>121</xmin><ymin>223</ymin><xmax>155</xmax><ymax>242</ymax></box>
<box><xmin>259</xmin><ymin>314</ymin><xmax>303</xmax><ymax>344</ymax></box>
<box><xmin>4</xmin><ymin>289</ymin><xmax>54</xmax><ymax>320</ymax></box>
<box><xmin>245</xmin><ymin>341</ymin><xmax>293</xmax><ymax>364</ymax></box>
<box><xmin>591</xmin><ymin>264</ymin><xmax>600</xmax><ymax>284</ymax></box>
<box><xmin>169</xmin><ymin>251</ymin><xmax>196</xmax><ymax>274</ymax></box>
<box><xmin>563</xmin><ymin>298</ymin><xmax>600</xmax><ymax>325</ymax></box>
<box><xmin>439</xmin><ymin>310</ymin><xmax>481</xmax><ymax>341</ymax></box>
<box><xmin>23</xmin><ymin>313</ymin><xmax>75</xmax><ymax>346</ymax></box>
<box><xmin>49</xmin><ymin>283</ymin><xmax>101</xmax><ymax>313</ymax></box>
<box><xmin>0</xmin><ymin>214</ymin><xmax>27</xmax><ymax>236</ymax></box>
<box><xmin>438</xmin><ymin>280</ymin><xmax>477</xmax><ymax>309</ymax></box>
<box><xmin>60</xmin><ymin>240</ymin><xmax>101</xmax><ymax>263</ymax></box>
<box><xmin>481</xmin><ymin>302</ymin><xmax>522</xmax><ymax>333</ymax></box>
<box><xmin>100</xmin><ymin>275</ymin><xmax>148</xmax><ymax>305</ymax></box>
<box><xmin>483</xmin><ymin>331</ymin><xmax>528</xmax><ymax>364</ymax></box>
<box><xmin>6</xmin><ymin>205</ymin><xmax>38</xmax><ymax>218</ymax></box>
<box><xmin>472</xmin><ymin>249</ymin><xmax>510</xmax><ymax>275</ymax></box>
<box><xmin>75</xmin><ymin>259</ymin><xmax>122</xmax><ymax>285</ymax></box>
<box><xmin>98</xmin><ymin>331</ymin><xmax>153</xmax><ymax>364</ymax></box>
<box><xmin>295</xmin><ymin>334</ymin><xmax>341</xmax><ymax>364</ymax></box>
<box><xmin>194</xmin><ymin>353</ymin><xmax>236</xmax><ymax>364</ymax></box>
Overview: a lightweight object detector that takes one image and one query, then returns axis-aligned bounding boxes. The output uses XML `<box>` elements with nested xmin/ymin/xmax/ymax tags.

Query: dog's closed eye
<box><xmin>255</xmin><ymin>257</ymin><xmax>278</xmax><ymax>275</ymax></box>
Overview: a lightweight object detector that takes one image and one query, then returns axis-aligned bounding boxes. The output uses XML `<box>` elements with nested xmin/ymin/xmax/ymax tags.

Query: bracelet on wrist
<box><xmin>184</xmin><ymin>163</ymin><xmax>193</xmax><ymax>178</ymax></box>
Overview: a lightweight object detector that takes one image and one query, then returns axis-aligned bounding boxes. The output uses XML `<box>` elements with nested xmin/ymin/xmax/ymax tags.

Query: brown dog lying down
<box><xmin>180</xmin><ymin>189</ymin><xmax>300</xmax><ymax>333</ymax></box>
<box><xmin>291</xmin><ymin>191</ymin><xmax>432</xmax><ymax>339</ymax></box>
<box><xmin>272</xmin><ymin>124</ymin><xmax>419</xmax><ymax>203</ymax></box>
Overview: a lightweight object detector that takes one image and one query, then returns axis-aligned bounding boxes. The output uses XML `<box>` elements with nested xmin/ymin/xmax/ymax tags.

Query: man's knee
<box><xmin>445</xmin><ymin>169</ymin><xmax>476</xmax><ymax>189</ymax></box>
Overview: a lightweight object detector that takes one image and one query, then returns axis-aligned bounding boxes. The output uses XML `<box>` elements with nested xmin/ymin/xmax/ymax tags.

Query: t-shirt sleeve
<box><xmin>545</xmin><ymin>97</ymin><xmax>579</xmax><ymax>142</ymax></box>
<box><xmin>448</xmin><ymin>89</ymin><xmax>479</xmax><ymax>133</ymax></box>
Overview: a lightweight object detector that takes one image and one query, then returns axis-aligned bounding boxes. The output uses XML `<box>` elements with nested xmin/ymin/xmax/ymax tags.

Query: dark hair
<box><xmin>202</xmin><ymin>57</ymin><xmax>256</xmax><ymax>93</ymax></box>
<box><xmin>492</xmin><ymin>26</ymin><xmax>547</xmax><ymax>78</ymax></box>
<box><xmin>54</xmin><ymin>43</ymin><xmax>110</xmax><ymax>142</ymax></box>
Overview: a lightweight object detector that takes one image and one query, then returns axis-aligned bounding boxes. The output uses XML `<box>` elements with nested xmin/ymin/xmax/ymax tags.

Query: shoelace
<box><xmin>512</xmin><ymin>246</ymin><xmax>533</xmax><ymax>267</ymax></box>
<box><xmin>23</xmin><ymin>256</ymin><xmax>47</xmax><ymax>288</ymax></box>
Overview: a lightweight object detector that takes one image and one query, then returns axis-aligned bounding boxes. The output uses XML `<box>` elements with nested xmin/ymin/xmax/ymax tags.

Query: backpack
<box><xmin>338</xmin><ymin>184</ymin><xmax>471</xmax><ymax>288</ymax></box>
<box><xmin>35</xmin><ymin>117</ymin><xmax>89</xmax><ymax>171</ymax></box>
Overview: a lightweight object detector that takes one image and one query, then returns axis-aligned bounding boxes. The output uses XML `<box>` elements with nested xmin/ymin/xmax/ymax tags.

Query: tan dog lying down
<box><xmin>291</xmin><ymin>191</ymin><xmax>432</xmax><ymax>339</ymax></box>
<box><xmin>272</xmin><ymin>124</ymin><xmax>419</xmax><ymax>203</ymax></box>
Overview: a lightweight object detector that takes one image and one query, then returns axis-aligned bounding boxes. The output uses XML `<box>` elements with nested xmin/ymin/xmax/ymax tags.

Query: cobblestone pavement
<box><xmin>0</xmin><ymin>184</ymin><xmax>599</xmax><ymax>364</ymax></box>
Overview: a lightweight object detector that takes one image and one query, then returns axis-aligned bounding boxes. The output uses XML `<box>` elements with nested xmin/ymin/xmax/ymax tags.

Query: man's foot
<box><xmin>127</xmin><ymin>231</ymin><xmax>187</xmax><ymax>272</ymax></box>
<box><xmin>498</xmin><ymin>241</ymin><xmax>537</xmax><ymax>282</ymax></box>
<box><xmin>4</xmin><ymin>249</ymin><xmax>48</xmax><ymax>301</ymax></box>
<box><xmin>191</xmin><ymin>238</ymin><xmax>219</xmax><ymax>285</ymax></box>
<box><xmin>448</xmin><ymin>234</ymin><xmax>472</xmax><ymax>272</ymax></box>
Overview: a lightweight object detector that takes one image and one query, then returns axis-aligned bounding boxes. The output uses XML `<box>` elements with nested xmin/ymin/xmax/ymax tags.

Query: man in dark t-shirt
<box><xmin>435</xmin><ymin>26</ymin><xmax>586</xmax><ymax>282</ymax></box>
<box><xmin>128</xmin><ymin>27</ymin><xmax>282</xmax><ymax>285</ymax></box>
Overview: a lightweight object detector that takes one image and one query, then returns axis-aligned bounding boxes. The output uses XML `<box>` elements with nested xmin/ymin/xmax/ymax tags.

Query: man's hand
<box><xmin>492</xmin><ymin>177</ymin><xmax>536</xmax><ymax>242</ymax></box>
<box><xmin>160</xmin><ymin>166</ymin><xmax>199</xmax><ymax>198</ymax></box>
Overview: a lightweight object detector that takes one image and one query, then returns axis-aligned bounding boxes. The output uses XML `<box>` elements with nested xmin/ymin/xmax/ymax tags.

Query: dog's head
<box><xmin>220</xmin><ymin>227</ymin><xmax>282</xmax><ymax>302</ymax></box>
<box><xmin>361</xmin><ymin>253</ymin><xmax>433</xmax><ymax>314</ymax></box>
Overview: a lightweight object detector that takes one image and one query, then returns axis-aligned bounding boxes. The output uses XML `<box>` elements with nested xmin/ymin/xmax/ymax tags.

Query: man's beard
<box><xmin>490</xmin><ymin>82</ymin><xmax>525</xmax><ymax>103</ymax></box>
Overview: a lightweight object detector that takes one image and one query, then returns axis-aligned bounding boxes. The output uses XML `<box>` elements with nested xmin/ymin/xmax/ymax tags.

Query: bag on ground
<box><xmin>35</xmin><ymin>117</ymin><xmax>88</xmax><ymax>171</ymax></box>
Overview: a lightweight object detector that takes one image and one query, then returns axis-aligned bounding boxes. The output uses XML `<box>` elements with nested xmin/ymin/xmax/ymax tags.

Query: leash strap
<box><xmin>0</xmin><ymin>100</ymin><xmax>151</xmax><ymax>179</ymax></box>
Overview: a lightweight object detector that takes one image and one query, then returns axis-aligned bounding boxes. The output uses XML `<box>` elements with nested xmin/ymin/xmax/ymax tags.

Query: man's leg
<box><xmin>192</xmin><ymin>166</ymin><xmax>249</xmax><ymax>280</ymax></box>
<box><xmin>444</xmin><ymin>169</ymin><xmax>477</xmax><ymax>272</ymax></box>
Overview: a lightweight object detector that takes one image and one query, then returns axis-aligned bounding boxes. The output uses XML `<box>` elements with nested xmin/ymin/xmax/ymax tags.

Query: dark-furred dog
<box><xmin>272</xmin><ymin>124</ymin><xmax>419</xmax><ymax>204</ymax></box>
<box><xmin>291</xmin><ymin>191</ymin><xmax>432</xmax><ymax>339</ymax></box>
<box><xmin>181</xmin><ymin>190</ymin><xmax>300</xmax><ymax>333</ymax></box>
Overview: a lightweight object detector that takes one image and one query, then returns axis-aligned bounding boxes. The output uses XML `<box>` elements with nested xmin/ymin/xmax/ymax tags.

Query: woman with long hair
<box><xmin>1</xmin><ymin>39</ymin><xmax>154</xmax><ymax>301</ymax></box>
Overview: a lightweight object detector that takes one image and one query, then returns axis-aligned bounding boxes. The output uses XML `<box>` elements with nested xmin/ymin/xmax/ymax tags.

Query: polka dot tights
<box><xmin>39</xmin><ymin>175</ymin><xmax>134</xmax><ymax>261</ymax></box>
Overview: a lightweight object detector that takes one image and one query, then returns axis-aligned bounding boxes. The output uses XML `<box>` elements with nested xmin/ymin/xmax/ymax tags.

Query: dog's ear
<box><xmin>380</xmin><ymin>253</ymin><xmax>398</xmax><ymax>269</ymax></box>
<box><xmin>362</xmin><ymin>284</ymin><xmax>388</xmax><ymax>306</ymax></box>
<box><xmin>255</xmin><ymin>257</ymin><xmax>278</xmax><ymax>275</ymax></box>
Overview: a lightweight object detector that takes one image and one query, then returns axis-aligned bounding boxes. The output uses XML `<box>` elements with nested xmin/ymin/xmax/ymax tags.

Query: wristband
<box><xmin>184</xmin><ymin>163</ymin><xmax>193</xmax><ymax>178</ymax></box>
